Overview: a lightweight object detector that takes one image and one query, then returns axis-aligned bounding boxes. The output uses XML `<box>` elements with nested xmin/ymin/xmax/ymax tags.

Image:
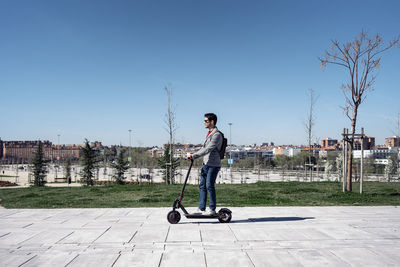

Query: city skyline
<box><xmin>1</xmin><ymin>1</ymin><xmax>399</xmax><ymax>147</ymax></box>
<box><xmin>2</xmin><ymin>136</ymin><xmax>399</xmax><ymax>165</ymax></box>
<box><xmin>1</xmin><ymin>135</ymin><xmax>398</xmax><ymax>149</ymax></box>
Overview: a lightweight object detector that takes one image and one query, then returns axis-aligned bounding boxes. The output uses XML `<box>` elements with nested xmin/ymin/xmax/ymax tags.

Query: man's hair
<box><xmin>204</xmin><ymin>113</ymin><xmax>217</xmax><ymax>125</ymax></box>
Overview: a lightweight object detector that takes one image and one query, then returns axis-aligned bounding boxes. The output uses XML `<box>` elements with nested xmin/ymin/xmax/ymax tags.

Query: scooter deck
<box><xmin>184</xmin><ymin>213</ymin><xmax>219</xmax><ymax>219</ymax></box>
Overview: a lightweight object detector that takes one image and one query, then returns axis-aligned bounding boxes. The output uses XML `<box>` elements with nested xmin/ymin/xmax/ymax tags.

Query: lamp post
<box><xmin>129</xmin><ymin>130</ymin><xmax>132</xmax><ymax>148</ymax></box>
<box><xmin>56</xmin><ymin>134</ymin><xmax>60</xmax><ymax>180</ymax></box>
<box><xmin>128</xmin><ymin>130</ymin><xmax>132</xmax><ymax>180</ymax></box>
<box><xmin>228</xmin><ymin>123</ymin><xmax>233</xmax><ymax>184</ymax></box>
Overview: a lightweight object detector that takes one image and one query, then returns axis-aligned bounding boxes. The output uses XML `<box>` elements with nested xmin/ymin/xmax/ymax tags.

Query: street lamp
<box><xmin>56</xmin><ymin>134</ymin><xmax>60</xmax><ymax>180</ymax></box>
<box><xmin>128</xmin><ymin>130</ymin><xmax>132</xmax><ymax>180</ymax></box>
<box><xmin>228</xmin><ymin>123</ymin><xmax>233</xmax><ymax>184</ymax></box>
<box><xmin>128</xmin><ymin>130</ymin><xmax>132</xmax><ymax>148</ymax></box>
<box><xmin>228</xmin><ymin>123</ymin><xmax>233</xmax><ymax>158</ymax></box>
<box><xmin>128</xmin><ymin>129</ymin><xmax>133</xmax><ymax>161</ymax></box>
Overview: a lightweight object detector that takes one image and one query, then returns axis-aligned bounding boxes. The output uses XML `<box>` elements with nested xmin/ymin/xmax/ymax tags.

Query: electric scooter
<box><xmin>167</xmin><ymin>159</ymin><xmax>232</xmax><ymax>224</ymax></box>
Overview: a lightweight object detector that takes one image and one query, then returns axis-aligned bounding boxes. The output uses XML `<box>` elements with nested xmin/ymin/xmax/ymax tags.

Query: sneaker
<box><xmin>204</xmin><ymin>209</ymin><xmax>217</xmax><ymax>216</ymax></box>
<box><xmin>193</xmin><ymin>208</ymin><xmax>204</xmax><ymax>215</ymax></box>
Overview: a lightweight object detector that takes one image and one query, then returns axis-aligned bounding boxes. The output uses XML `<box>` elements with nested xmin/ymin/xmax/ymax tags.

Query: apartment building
<box><xmin>353</xmin><ymin>147</ymin><xmax>399</xmax><ymax>159</ymax></box>
<box><xmin>321</xmin><ymin>138</ymin><xmax>338</xmax><ymax>147</ymax></box>
<box><xmin>273</xmin><ymin>146</ymin><xmax>301</xmax><ymax>157</ymax></box>
<box><xmin>353</xmin><ymin>136</ymin><xmax>375</xmax><ymax>150</ymax></box>
<box><xmin>1</xmin><ymin>140</ymin><xmax>81</xmax><ymax>163</ymax></box>
<box><xmin>385</xmin><ymin>136</ymin><xmax>400</xmax><ymax>147</ymax></box>
<box><xmin>226</xmin><ymin>147</ymin><xmax>274</xmax><ymax>160</ymax></box>
<box><xmin>0</xmin><ymin>138</ymin><xmax>3</xmax><ymax>160</ymax></box>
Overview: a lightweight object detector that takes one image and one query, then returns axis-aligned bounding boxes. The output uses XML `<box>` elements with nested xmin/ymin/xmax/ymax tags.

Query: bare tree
<box><xmin>304</xmin><ymin>88</ymin><xmax>318</xmax><ymax>182</ymax></box>
<box><xmin>319</xmin><ymin>30</ymin><xmax>399</xmax><ymax>191</ymax></box>
<box><xmin>164</xmin><ymin>86</ymin><xmax>179</xmax><ymax>184</ymax></box>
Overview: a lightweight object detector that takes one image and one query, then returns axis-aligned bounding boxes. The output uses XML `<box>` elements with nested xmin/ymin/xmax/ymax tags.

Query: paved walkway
<box><xmin>0</xmin><ymin>206</ymin><xmax>399</xmax><ymax>267</ymax></box>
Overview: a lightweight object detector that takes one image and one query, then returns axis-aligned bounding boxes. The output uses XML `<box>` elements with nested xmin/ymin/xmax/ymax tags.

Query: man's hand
<box><xmin>187</xmin><ymin>155</ymin><xmax>193</xmax><ymax>162</ymax></box>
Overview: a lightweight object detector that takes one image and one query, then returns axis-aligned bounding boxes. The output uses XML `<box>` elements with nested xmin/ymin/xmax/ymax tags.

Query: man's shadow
<box><xmin>181</xmin><ymin>217</ymin><xmax>314</xmax><ymax>224</ymax></box>
<box><xmin>230</xmin><ymin>217</ymin><xmax>315</xmax><ymax>223</ymax></box>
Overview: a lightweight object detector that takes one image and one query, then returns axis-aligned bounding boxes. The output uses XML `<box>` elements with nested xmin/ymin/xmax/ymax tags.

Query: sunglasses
<box><xmin>204</xmin><ymin>120</ymin><xmax>210</xmax><ymax>123</ymax></box>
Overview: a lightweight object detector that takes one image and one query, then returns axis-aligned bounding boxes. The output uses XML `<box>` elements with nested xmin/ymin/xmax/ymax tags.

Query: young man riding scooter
<box><xmin>188</xmin><ymin>113</ymin><xmax>223</xmax><ymax>216</ymax></box>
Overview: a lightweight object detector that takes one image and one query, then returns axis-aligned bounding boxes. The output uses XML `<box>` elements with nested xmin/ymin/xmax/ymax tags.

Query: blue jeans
<box><xmin>199</xmin><ymin>165</ymin><xmax>220</xmax><ymax>211</ymax></box>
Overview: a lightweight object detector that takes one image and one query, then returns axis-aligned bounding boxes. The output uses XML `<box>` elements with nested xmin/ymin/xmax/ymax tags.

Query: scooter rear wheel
<box><xmin>218</xmin><ymin>209</ymin><xmax>232</xmax><ymax>223</ymax></box>
<box><xmin>167</xmin><ymin>210</ymin><xmax>181</xmax><ymax>224</ymax></box>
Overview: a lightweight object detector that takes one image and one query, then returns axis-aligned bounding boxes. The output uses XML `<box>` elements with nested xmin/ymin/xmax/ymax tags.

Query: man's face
<box><xmin>204</xmin><ymin>117</ymin><xmax>214</xmax><ymax>129</ymax></box>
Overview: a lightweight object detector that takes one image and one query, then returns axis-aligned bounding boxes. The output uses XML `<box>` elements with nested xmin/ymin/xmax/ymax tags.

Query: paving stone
<box><xmin>205</xmin><ymin>251</ymin><xmax>254</xmax><ymax>267</ymax></box>
<box><xmin>0</xmin><ymin>210</ymin><xmax>22</xmax><ymax>218</ymax></box>
<box><xmin>167</xmin><ymin>224</ymin><xmax>201</xmax><ymax>242</ymax></box>
<box><xmin>0</xmin><ymin>252</ymin><xmax>36</xmax><ymax>267</ymax></box>
<box><xmin>57</xmin><ymin>229</ymin><xmax>109</xmax><ymax>244</ymax></box>
<box><xmin>0</xmin><ymin>231</ymin><xmax>10</xmax><ymax>238</ymax></box>
<box><xmin>164</xmin><ymin>242</ymin><xmax>197</xmax><ymax>253</ymax></box>
<box><xmin>242</xmin><ymin>241</ymin><xmax>281</xmax><ymax>250</ymax></box>
<box><xmin>113</xmin><ymin>251</ymin><xmax>163</xmax><ymax>267</ymax></box>
<box><xmin>369</xmin><ymin>245</ymin><xmax>400</xmax><ymax>263</ymax></box>
<box><xmin>89</xmin><ymin>242</ymin><xmax>133</xmax><ymax>250</ymax></box>
<box><xmin>94</xmin><ymin>226</ymin><xmax>138</xmax><ymax>243</ymax></box>
<box><xmin>0</xmin><ymin>206</ymin><xmax>399</xmax><ymax>267</ymax></box>
<box><xmin>19</xmin><ymin>230</ymin><xmax>74</xmax><ymax>246</ymax></box>
<box><xmin>0</xmin><ymin>219</ymin><xmax>38</xmax><ymax>229</ymax></box>
<box><xmin>3</xmin><ymin>210</ymin><xmax>52</xmax><ymax>220</ymax></box>
<box><xmin>317</xmin><ymin>226</ymin><xmax>376</xmax><ymax>240</ymax></box>
<box><xmin>133</xmin><ymin>242</ymin><xmax>165</xmax><ymax>251</ymax></box>
<box><xmin>200</xmin><ymin>228</ymin><xmax>237</xmax><ymax>242</ymax></box>
<box><xmin>12</xmin><ymin>244</ymin><xmax>51</xmax><ymax>254</ymax></box>
<box><xmin>67</xmin><ymin>252</ymin><xmax>120</xmax><ymax>267</ymax></box>
<box><xmin>296</xmin><ymin>228</ymin><xmax>335</xmax><ymax>240</ymax></box>
<box><xmin>112</xmin><ymin>222</ymin><xmax>142</xmax><ymax>229</ymax></box>
<box><xmin>202</xmin><ymin>241</ymin><xmax>242</xmax><ymax>251</ymax></box>
<box><xmin>230</xmin><ymin>227</ymin><xmax>270</xmax><ymax>241</ymax></box>
<box><xmin>131</xmin><ymin>226</ymin><xmax>169</xmax><ymax>243</ymax></box>
<box><xmin>247</xmin><ymin>249</ymin><xmax>302</xmax><ymax>266</ymax></box>
<box><xmin>81</xmin><ymin>220</ymin><xmax>118</xmax><ymax>228</ymax></box>
<box><xmin>160</xmin><ymin>251</ymin><xmax>206</xmax><ymax>267</ymax></box>
<box><xmin>45</xmin><ymin>244</ymin><xmax>89</xmax><ymax>254</ymax></box>
<box><xmin>0</xmin><ymin>230</ymin><xmax>39</xmax><ymax>246</ymax></box>
<box><xmin>289</xmin><ymin>248</ymin><xmax>350</xmax><ymax>267</ymax></box>
<box><xmin>267</xmin><ymin>228</ymin><xmax>310</xmax><ymax>241</ymax></box>
<box><xmin>361</xmin><ymin>227</ymin><xmax>400</xmax><ymax>239</ymax></box>
<box><xmin>329</xmin><ymin>247</ymin><xmax>398</xmax><ymax>266</ymax></box>
<box><xmin>20</xmin><ymin>252</ymin><xmax>78</xmax><ymax>267</ymax></box>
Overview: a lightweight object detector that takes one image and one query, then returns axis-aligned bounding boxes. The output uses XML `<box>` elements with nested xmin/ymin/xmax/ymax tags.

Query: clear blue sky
<box><xmin>1</xmin><ymin>0</ymin><xmax>399</xmax><ymax>147</ymax></box>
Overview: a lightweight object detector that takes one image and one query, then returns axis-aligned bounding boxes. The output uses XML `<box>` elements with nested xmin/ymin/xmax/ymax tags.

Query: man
<box><xmin>188</xmin><ymin>113</ymin><xmax>223</xmax><ymax>215</ymax></box>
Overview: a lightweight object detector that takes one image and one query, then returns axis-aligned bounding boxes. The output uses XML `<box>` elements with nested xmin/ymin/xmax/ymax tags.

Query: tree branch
<box><xmin>321</xmin><ymin>60</ymin><xmax>348</xmax><ymax>68</ymax></box>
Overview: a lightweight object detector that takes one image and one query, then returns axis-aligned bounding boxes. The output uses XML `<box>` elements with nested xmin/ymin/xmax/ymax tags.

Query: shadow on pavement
<box><xmin>180</xmin><ymin>217</ymin><xmax>314</xmax><ymax>224</ymax></box>
<box><xmin>230</xmin><ymin>217</ymin><xmax>315</xmax><ymax>223</ymax></box>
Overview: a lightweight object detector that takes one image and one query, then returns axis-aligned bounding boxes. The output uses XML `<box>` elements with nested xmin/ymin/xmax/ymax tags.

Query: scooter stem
<box><xmin>179</xmin><ymin>159</ymin><xmax>194</xmax><ymax>202</ymax></box>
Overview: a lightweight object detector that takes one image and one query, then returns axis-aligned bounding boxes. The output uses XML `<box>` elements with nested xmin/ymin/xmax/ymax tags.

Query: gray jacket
<box><xmin>192</xmin><ymin>127</ymin><xmax>223</xmax><ymax>167</ymax></box>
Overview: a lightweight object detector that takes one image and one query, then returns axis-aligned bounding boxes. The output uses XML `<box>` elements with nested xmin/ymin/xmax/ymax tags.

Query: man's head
<box><xmin>204</xmin><ymin>113</ymin><xmax>217</xmax><ymax>129</ymax></box>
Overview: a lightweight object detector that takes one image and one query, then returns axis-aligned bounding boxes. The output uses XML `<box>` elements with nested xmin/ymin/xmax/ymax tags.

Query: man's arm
<box><xmin>192</xmin><ymin>133</ymin><xmax>222</xmax><ymax>159</ymax></box>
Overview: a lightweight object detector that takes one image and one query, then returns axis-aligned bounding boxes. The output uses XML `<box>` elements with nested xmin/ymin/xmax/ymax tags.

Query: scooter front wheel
<box><xmin>218</xmin><ymin>208</ymin><xmax>232</xmax><ymax>223</ymax></box>
<box><xmin>167</xmin><ymin>210</ymin><xmax>181</xmax><ymax>224</ymax></box>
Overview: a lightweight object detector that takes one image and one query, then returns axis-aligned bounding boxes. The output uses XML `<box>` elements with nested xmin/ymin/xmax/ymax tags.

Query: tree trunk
<box><xmin>309</xmin><ymin>151</ymin><xmax>312</xmax><ymax>182</ymax></box>
<box><xmin>346</xmin><ymin>106</ymin><xmax>359</xmax><ymax>191</ymax></box>
<box><xmin>169</xmin><ymin>142</ymin><xmax>173</xmax><ymax>184</ymax></box>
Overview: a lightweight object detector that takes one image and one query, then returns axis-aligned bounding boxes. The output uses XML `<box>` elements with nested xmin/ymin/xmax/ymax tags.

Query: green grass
<box><xmin>0</xmin><ymin>181</ymin><xmax>399</xmax><ymax>208</ymax></box>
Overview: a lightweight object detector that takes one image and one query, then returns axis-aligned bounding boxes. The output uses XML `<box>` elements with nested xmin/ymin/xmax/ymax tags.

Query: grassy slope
<box><xmin>0</xmin><ymin>182</ymin><xmax>399</xmax><ymax>209</ymax></box>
